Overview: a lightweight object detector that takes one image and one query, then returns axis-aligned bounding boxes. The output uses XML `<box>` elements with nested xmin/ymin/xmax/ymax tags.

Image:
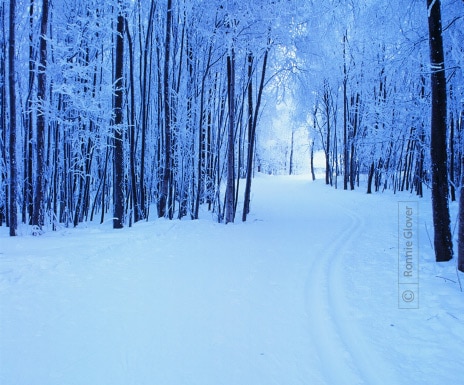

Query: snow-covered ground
<box><xmin>1</xmin><ymin>174</ymin><xmax>463</xmax><ymax>385</ymax></box>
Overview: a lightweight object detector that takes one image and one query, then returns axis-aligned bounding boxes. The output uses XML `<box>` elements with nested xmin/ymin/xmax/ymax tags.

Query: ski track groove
<box><xmin>305</xmin><ymin>198</ymin><xmax>393</xmax><ymax>385</ymax></box>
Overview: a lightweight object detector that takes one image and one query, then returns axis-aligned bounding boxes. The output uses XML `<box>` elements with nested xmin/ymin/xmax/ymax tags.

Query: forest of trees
<box><xmin>0</xmin><ymin>1</ymin><xmax>463</xmax><ymax>240</ymax></box>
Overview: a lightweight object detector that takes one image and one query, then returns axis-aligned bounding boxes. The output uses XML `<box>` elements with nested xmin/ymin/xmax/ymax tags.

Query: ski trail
<box><xmin>305</xmin><ymin>196</ymin><xmax>398</xmax><ymax>385</ymax></box>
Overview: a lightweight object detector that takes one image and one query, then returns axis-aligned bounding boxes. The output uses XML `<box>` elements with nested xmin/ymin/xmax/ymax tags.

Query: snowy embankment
<box><xmin>1</xmin><ymin>175</ymin><xmax>463</xmax><ymax>385</ymax></box>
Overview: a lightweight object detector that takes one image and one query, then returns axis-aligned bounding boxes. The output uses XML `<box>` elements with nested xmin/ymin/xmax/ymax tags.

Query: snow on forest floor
<box><xmin>1</xmin><ymin>174</ymin><xmax>463</xmax><ymax>385</ymax></box>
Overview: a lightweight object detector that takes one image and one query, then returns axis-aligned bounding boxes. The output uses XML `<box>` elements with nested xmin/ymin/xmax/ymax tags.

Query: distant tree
<box><xmin>426</xmin><ymin>0</ymin><xmax>453</xmax><ymax>262</ymax></box>
<box><xmin>8</xmin><ymin>0</ymin><xmax>17</xmax><ymax>236</ymax></box>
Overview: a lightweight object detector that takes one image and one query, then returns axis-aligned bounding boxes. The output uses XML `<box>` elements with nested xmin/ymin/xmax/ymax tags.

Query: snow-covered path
<box><xmin>249</xmin><ymin>176</ymin><xmax>398</xmax><ymax>385</ymax></box>
<box><xmin>1</xmin><ymin>175</ymin><xmax>463</xmax><ymax>384</ymax></box>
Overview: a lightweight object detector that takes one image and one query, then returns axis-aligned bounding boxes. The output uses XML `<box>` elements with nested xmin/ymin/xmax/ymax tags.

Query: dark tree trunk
<box><xmin>100</xmin><ymin>145</ymin><xmax>110</xmax><ymax>224</ymax></box>
<box><xmin>350</xmin><ymin>93</ymin><xmax>359</xmax><ymax>191</ymax></box>
<box><xmin>8</xmin><ymin>0</ymin><xmax>17</xmax><ymax>236</ymax></box>
<box><xmin>323</xmin><ymin>84</ymin><xmax>331</xmax><ymax>186</ymax></box>
<box><xmin>367</xmin><ymin>162</ymin><xmax>375</xmax><ymax>194</ymax></box>
<box><xmin>0</xmin><ymin>2</ymin><xmax>5</xmax><ymax>227</ymax></box>
<box><xmin>193</xmin><ymin>41</ymin><xmax>214</xmax><ymax>219</ymax></box>
<box><xmin>242</xmin><ymin>52</ymin><xmax>254</xmax><ymax>221</ymax></box>
<box><xmin>343</xmin><ymin>33</ymin><xmax>349</xmax><ymax>191</ymax></box>
<box><xmin>289</xmin><ymin>130</ymin><xmax>294</xmax><ymax>175</ymax></box>
<box><xmin>310</xmin><ymin>141</ymin><xmax>316</xmax><ymax>181</ymax></box>
<box><xmin>243</xmin><ymin>45</ymin><xmax>268</xmax><ymax>221</ymax></box>
<box><xmin>113</xmin><ymin>4</ymin><xmax>125</xmax><ymax>229</ymax></box>
<box><xmin>124</xmin><ymin>19</ymin><xmax>139</xmax><ymax>224</ymax></box>
<box><xmin>32</xmin><ymin>0</ymin><xmax>49</xmax><ymax>228</ymax></box>
<box><xmin>225</xmin><ymin>50</ymin><xmax>236</xmax><ymax>224</ymax></box>
<box><xmin>0</xmin><ymin>7</ymin><xmax>5</xmax><ymax>226</ymax></box>
<box><xmin>427</xmin><ymin>0</ymin><xmax>453</xmax><ymax>262</ymax></box>
<box><xmin>139</xmin><ymin>1</ymin><xmax>156</xmax><ymax>221</ymax></box>
<box><xmin>24</xmin><ymin>0</ymin><xmax>34</xmax><ymax>224</ymax></box>
<box><xmin>159</xmin><ymin>0</ymin><xmax>173</xmax><ymax>219</ymax></box>
<box><xmin>459</xmin><ymin>114</ymin><xmax>464</xmax><ymax>272</ymax></box>
<box><xmin>458</xmin><ymin>184</ymin><xmax>464</xmax><ymax>272</ymax></box>
<box><xmin>449</xmin><ymin>111</ymin><xmax>456</xmax><ymax>201</ymax></box>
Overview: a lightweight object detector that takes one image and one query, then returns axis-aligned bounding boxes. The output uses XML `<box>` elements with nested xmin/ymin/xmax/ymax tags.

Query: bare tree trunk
<box><xmin>289</xmin><ymin>130</ymin><xmax>294</xmax><ymax>175</ymax></box>
<box><xmin>427</xmin><ymin>0</ymin><xmax>453</xmax><ymax>262</ymax></box>
<box><xmin>124</xmin><ymin>19</ymin><xmax>139</xmax><ymax>225</ymax></box>
<box><xmin>349</xmin><ymin>93</ymin><xmax>359</xmax><ymax>190</ymax></box>
<box><xmin>460</xmin><ymin>110</ymin><xmax>464</xmax><ymax>271</ymax></box>
<box><xmin>0</xmin><ymin>4</ymin><xmax>5</xmax><ymax>227</ymax></box>
<box><xmin>160</xmin><ymin>0</ymin><xmax>173</xmax><ymax>219</ymax></box>
<box><xmin>32</xmin><ymin>0</ymin><xmax>49</xmax><ymax>228</ymax></box>
<box><xmin>323</xmin><ymin>83</ymin><xmax>332</xmax><ymax>185</ymax></box>
<box><xmin>24</xmin><ymin>0</ymin><xmax>34</xmax><ymax>224</ymax></box>
<box><xmin>343</xmin><ymin>33</ymin><xmax>349</xmax><ymax>191</ymax></box>
<box><xmin>113</xmin><ymin>3</ymin><xmax>125</xmax><ymax>229</ymax></box>
<box><xmin>243</xmin><ymin>44</ymin><xmax>268</xmax><ymax>221</ymax></box>
<box><xmin>225</xmin><ymin>50</ymin><xmax>236</xmax><ymax>224</ymax></box>
<box><xmin>310</xmin><ymin>140</ymin><xmax>316</xmax><ymax>181</ymax></box>
<box><xmin>139</xmin><ymin>1</ymin><xmax>156</xmax><ymax>221</ymax></box>
<box><xmin>449</xmin><ymin>109</ymin><xmax>456</xmax><ymax>201</ymax></box>
<box><xmin>193</xmin><ymin>44</ymin><xmax>214</xmax><ymax>219</ymax></box>
<box><xmin>242</xmin><ymin>52</ymin><xmax>254</xmax><ymax>221</ymax></box>
<box><xmin>459</xmin><ymin>183</ymin><xmax>464</xmax><ymax>272</ymax></box>
<box><xmin>100</xmin><ymin>145</ymin><xmax>110</xmax><ymax>224</ymax></box>
<box><xmin>8</xmin><ymin>0</ymin><xmax>17</xmax><ymax>236</ymax></box>
<box><xmin>367</xmin><ymin>162</ymin><xmax>375</xmax><ymax>194</ymax></box>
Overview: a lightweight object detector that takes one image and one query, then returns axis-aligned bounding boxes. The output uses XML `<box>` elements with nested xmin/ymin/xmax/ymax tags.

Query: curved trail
<box><xmin>304</xmin><ymin>204</ymin><xmax>365</xmax><ymax>384</ymax></box>
<box><xmin>304</xmin><ymin>202</ymin><xmax>377</xmax><ymax>384</ymax></box>
<box><xmin>253</xmin><ymin>176</ymin><xmax>397</xmax><ymax>384</ymax></box>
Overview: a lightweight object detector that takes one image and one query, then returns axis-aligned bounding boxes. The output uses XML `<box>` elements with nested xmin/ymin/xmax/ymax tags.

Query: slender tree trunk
<box><xmin>193</xmin><ymin>43</ymin><xmax>214</xmax><ymax>219</ymax></box>
<box><xmin>139</xmin><ymin>1</ymin><xmax>156</xmax><ymax>221</ymax></box>
<box><xmin>113</xmin><ymin>3</ymin><xmax>125</xmax><ymax>229</ymax></box>
<box><xmin>0</xmin><ymin>2</ymin><xmax>5</xmax><ymax>227</ymax></box>
<box><xmin>310</xmin><ymin>140</ymin><xmax>316</xmax><ymax>181</ymax></box>
<box><xmin>427</xmin><ymin>0</ymin><xmax>453</xmax><ymax>262</ymax></box>
<box><xmin>32</xmin><ymin>0</ymin><xmax>49</xmax><ymax>228</ymax></box>
<box><xmin>367</xmin><ymin>162</ymin><xmax>375</xmax><ymax>194</ymax></box>
<box><xmin>100</xmin><ymin>145</ymin><xmax>110</xmax><ymax>224</ymax></box>
<box><xmin>460</xmin><ymin>113</ymin><xmax>464</xmax><ymax>271</ymax></box>
<box><xmin>24</xmin><ymin>0</ymin><xmax>34</xmax><ymax>224</ymax></box>
<box><xmin>124</xmin><ymin>19</ymin><xmax>140</xmax><ymax>224</ymax></box>
<box><xmin>8</xmin><ymin>0</ymin><xmax>17</xmax><ymax>236</ymax></box>
<box><xmin>450</xmin><ymin>111</ymin><xmax>456</xmax><ymax>201</ymax></box>
<box><xmin>343</xmin><ymin>33</ymin><xmax>349</xmax><ymax>191</ymax></box>
<box><xmin>349</xmin><ymin>93</ymin><xmax>359</xmax><ymax>190</ymax></box>
<box><xmin>323</xmin><ymin>85</ymin><xmax>331</xmax><ymax>185</ymax></box>
<box><xmin>225</xmin><ymin>50</ymin><xmax>236</xmax><ymax>224</ymax></box>
<box><xmin>242</xmin><ymin>52</ymin><xmax>254</xmax><ymax>221</ymax></box>
<box><xmin>458</xmin><ymin>183</ymin><xmax>464</xmax><ymax>272</ymax></box>
<box><xmin>243</xmin><ymin>45</ymin><xmax>270</xmax><ymax>220</ymax></box>
<box><xmin>289</xmin><ymin>130</ymin><xmax>294</xmax><ymax>175</ymax></box>
<box><xmin>333</xmin><ymin>112</ymin><xmax>338</xmax><ymax>189</ymax></box>
<box><xmin>52</xmin><ymin>119</ymin><xmax>60</xmax><ymax>228</ymax></box>
<box><xmin>0</xmin><ymin>61</ymin><xmax>4</xmax><ymax>223</ymax></box>
<box><xmin>160</xmin><ymin>0</ymin><xmax>173</xmax><ymax>219</ymax></box>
